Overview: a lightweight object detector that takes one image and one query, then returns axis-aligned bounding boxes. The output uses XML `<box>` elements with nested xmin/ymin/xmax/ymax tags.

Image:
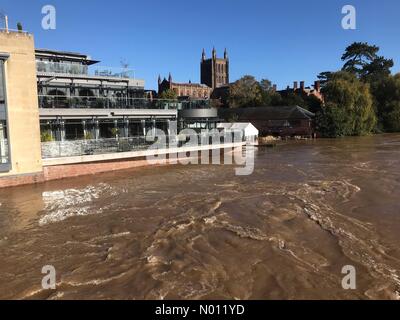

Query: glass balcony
<box><xmin>38</xmin><ymin>95</ymin><xmax>215</xmax><ymax>110</ymax></box>
<box><xmin>36</xmin><ymin>61</ymin><xmax>88</xmax><ymax>75</ymax></box>
<box><xmin>36</xmin><ymin>61</ymin><xmax>136</xmax><ymax>79</ymax></box>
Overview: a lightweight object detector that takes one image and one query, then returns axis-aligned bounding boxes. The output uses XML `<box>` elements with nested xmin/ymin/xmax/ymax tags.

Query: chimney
<box><xmin>314</xmin><ymin>80</ymin><xmax>321</xmax><ymax>92</ymax></box>
<box><xmin>272</xmin><ymin>84</ymin><xmax>277</xmax><ymax>92</ymax></box>
<box><xmin>300</xmin><ymin>81</ymin><xmax>305</xmax><ymax>91</ymax></box>
<box><xmin>293</xmin><ymin>81</ymin><xmax>298</xmax><ymax>91</ymax></box>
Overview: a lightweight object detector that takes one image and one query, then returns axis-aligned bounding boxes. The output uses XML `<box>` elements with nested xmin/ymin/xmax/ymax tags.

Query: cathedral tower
<box><xmin>200</xmin><ymin>48</ymin><xmax>229</xmax><ymax>89</ymax></box>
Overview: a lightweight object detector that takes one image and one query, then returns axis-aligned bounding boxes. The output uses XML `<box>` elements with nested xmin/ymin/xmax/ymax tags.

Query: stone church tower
<box><xmin>200</xmin><ymin>47</ymin><xmax>229</xmax><ymax>89</ymax></box>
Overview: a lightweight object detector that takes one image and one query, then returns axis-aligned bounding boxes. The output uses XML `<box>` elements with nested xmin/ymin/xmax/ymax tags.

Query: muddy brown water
<box><xmin>1</xmin><ymin>134</ymin><xmax>400</xmax><ymax>300</ymax></box>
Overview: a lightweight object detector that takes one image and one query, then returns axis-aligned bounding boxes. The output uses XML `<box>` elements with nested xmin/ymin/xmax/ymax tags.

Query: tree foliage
<box><xmin>371</xmin><ymin>73</ymin><xmax>400</xmax><ymax>132</ymax></box>
<box><xmin>341</xmin><ymin>42</ymin><xmax>393</xmax><ymax>81</ymax></box>
<box><xmin>227</xmin><ymin>76</ymin><xmax>322</xmax><ymax>112</ymax></box>
<box><xmin>225</xmin><ymin>41</ymin><xmax>398</xmax><ymax>137</ymax></box>
<box><xmin>228</xmin><ymin>75</ymin><xmax>264</xmax><ymax>108</ymax></box>
<box><xmin>316</xmin><ymin>42</ymin><xmax>397</xmax><ymax>136</ymax></box>
<box><xmin>316</xmin><ymin>103</ymin><xmax>351</xmax><ymax>138</ymax></box>
<box><xmin>317</xmin><ymin>72</ymin><xmax>376</xmax><ymax>137</ymax></box>
<box><xmin>158</xmin><ymin>89</ymin><xmax>178</xmax><ymax>100</ymax></box>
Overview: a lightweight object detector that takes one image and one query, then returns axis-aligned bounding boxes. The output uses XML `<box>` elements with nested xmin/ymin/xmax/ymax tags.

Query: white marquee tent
<box><xmin>217</xmin><ymin>122</ymin><xmax>259</xmax><ymax>143</ymax></box>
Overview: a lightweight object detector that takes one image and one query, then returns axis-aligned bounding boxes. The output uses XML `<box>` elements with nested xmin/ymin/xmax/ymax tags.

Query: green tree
<box><xmin>228</xmin><ymin>75</ymin><xmax>263</xmax><ymax>108</ymax></box>
<box><xmin>362</xmin><ymin>56</ymin><xmax>393</xmax><ymax>83</ymax></box>
<box><xmin>17</xmin><ymin>22</ymin><xmax>23</xmax><ymax>32</ymax></box>
<box><xmin>317</xmin><ymin>71</ymin><xmax>334</xmax><ymax>88</ymax></box>
<box><xmin>275</xmin><ymin>90</ymin><xmax>322</xmax><ymax>113</ymax></box>
<box><xmin>341</xmin><ymin>42</ymin><xmax>379</xmax><ymax>76</ymax></box>
<box><xmin>316</xmin><ymin>103</ymin><xmax>352</xmax><ymax>138</ymax></box>
<box><xmin>317</xmin><ymin>71</ymin><xmax>376</xmax><ymax>137</ymax></box>
<box><xmin>278</xmin><ymin>91</ymin><xmax>306</xmax><ymax>107</ymax></box>
<box><xmin>371</xmin><ymin>74</ymin><xmax>400</xmax><ymax>132</ymax></box>
<box><xmin>158</xmin><ymin>89</ymin><xmax>178</xmax><ymax>100</ymax></box>
<box><xmin>341</xmin><ymin>42</ymin><xmax>393</xmax><ymax>81</ymax></box>
<box><xmin>259</xmin><ymin>78</ymin><xmax>282</xmax><ymax>106</ymax></box>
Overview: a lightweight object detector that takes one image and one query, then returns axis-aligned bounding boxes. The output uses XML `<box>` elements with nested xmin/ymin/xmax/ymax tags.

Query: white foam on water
<box><xmin>39</xmin><ymin>183</ymin><xmax>113</xmax><ymax>226</ymax></box>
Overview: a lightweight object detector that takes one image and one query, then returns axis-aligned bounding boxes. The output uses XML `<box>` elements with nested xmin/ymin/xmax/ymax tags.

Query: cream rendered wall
<box><xmin>0</xmin><ymin>31</ymin><xmax>42</xmax><ymax>177</ymax></box>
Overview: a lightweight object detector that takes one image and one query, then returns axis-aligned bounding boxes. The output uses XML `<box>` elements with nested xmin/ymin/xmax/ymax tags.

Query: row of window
<box><xmin>173</xmin><ymin>88</ymin><xmax>210</xmax><ymax>98</ymax></box>
<box><xmin>216</xmin><ymin>76</ymin><xmax>227</xmax><ymax>84</ymax></box>
<box><xmin>216</xmin><ymin>63</ymin><xmax>227</xmax><ymax>73</ymax></box>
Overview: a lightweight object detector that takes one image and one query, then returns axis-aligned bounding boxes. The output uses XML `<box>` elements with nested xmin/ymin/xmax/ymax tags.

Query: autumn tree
<box><xmin>228</xmin><ymin>75</ymin><xmax>263</xmax><ymax>108</ymax></box>
<box><xmin>158</xmin><ymin>89</ymin><xmax>177</xmax><ymax>100</ymax></box>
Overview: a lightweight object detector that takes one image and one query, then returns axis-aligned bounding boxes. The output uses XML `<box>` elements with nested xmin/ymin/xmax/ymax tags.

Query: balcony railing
<box><xmin>36</xmin><ymin>61</ymin><xmax>135</xmax><ymax>79</ymax></box>
<box><xmin>38</xmin><ymin>95</ymin><xmax>216</xmax><ymax>110</ymax></box>
<box><xmin>0</xmin><ymin>28</ymin><xmax>30</xmax><ymax>35</ymax></box>
<box><xmin>36</xmin><ymin>61</ymin><xmax>88</xmax><ymax>76</ymax></box>
<box><xmin>41</xmin><ymin>132</ymin><xmax>244</xmax><ymax>159</ymax></box>
<box><xmin>91</xmin><ymin>67</ymin><xmax>135</xmax><ymax>79</ymax></box>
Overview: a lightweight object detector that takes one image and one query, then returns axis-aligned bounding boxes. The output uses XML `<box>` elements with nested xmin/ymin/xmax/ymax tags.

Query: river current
<box><xmin>1</xmin><ymin>134</ymin><xmax>400</xmax><ymax>299</ymax></box>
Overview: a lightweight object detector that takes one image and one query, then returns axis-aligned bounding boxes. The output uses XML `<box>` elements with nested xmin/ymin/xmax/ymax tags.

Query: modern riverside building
<box><xmin>35</xmin><ymin>48</ymin><xmax>178</xmax><ymax>141</ymax></box>
<box><xmin>35</xmin><ymin>48</ymin><xmax>221</xmax><ymax>142</ymax></box>
<box><xmin>0</xmin><ymin>29</ymin><xmax>239</xmax><ymax>188</ymax></box>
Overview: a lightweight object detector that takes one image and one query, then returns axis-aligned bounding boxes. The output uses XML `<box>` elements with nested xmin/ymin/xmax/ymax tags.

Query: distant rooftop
<box><xmin>171</xmin><ymin>82</ymin><xmax>210</xmax><ymax>88</ymax></box>
<box><xmin>35</xmin><ymin>48</ymin><xmax>99</xmax><ymax>65</ymax></box>
<box><xmin>219</xmin><ymin>106</ymin><xmax>315</xmax><ymax>120</ymax></box>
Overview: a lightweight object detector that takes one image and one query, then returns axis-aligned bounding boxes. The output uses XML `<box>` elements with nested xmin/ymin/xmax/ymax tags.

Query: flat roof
<box><xmin>35</xmin><ymin>48</ymin><xmax>100</xmax><ymax>65</ymax></box>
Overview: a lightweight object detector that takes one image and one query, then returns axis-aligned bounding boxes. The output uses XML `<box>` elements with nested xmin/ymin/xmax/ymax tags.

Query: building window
<box><xmin>0</xmin><ymin>58</ymin><xmax>10</xmax><ymax>171</ymax></box>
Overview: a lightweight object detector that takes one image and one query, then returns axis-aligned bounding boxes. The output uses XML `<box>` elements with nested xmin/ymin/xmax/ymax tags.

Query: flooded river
<box><xmin>1</xmin><ymin>134</ymin><xmax>400</xmax><ymax>300</ymax></box>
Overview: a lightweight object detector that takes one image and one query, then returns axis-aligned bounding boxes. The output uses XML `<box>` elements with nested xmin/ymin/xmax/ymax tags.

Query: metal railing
<box><xmin>36</xmin><ymin>61</ymin><xmax>88</xmax><ymax>76</ymax></box>
<box><xmin>91</xmin><ymin>67</ymin><xmax>135</xmax><ymax>79</ymax></box>
<box><xmin>38</xmin><ymin>95</ymin><xmax>215</xmax><ymax>110</ymax></box>
<box><xmin>41</xmin><ymin>132</ymin><xmax>244</xmax><ymax>159</ymax></box>
<box><xmin>36</xmin><ymin>61</ymin><xmax>135</xmax><ymax>79</ymax></box>
<box><xmin>0</xmin><ymin>28</ymin><xmax>30</xmax><ymax>35</ymax></box>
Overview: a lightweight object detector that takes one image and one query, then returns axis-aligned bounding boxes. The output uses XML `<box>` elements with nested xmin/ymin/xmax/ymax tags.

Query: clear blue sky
<box><xmin>1</xmin><ymin>0</ymin><xmax>400</xmax><ymax>90</ymax></box>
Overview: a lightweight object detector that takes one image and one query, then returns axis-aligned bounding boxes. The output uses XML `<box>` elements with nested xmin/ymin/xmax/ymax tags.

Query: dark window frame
<box><xmin>0</xmin><ymin>54</ymin><xmax>11</xmax><ymax>172</ymax></box>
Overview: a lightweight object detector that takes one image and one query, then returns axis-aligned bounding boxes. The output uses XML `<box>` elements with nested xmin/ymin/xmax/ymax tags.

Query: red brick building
<box><xmin>158</xmin><ymin>73</ymin><xmax>212</xmax><ymax>99</ymax></box>
<box><xmin>278</xmin><ymin>80</ymin><xmax>324</xmax><ymax>103</ymax></box>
